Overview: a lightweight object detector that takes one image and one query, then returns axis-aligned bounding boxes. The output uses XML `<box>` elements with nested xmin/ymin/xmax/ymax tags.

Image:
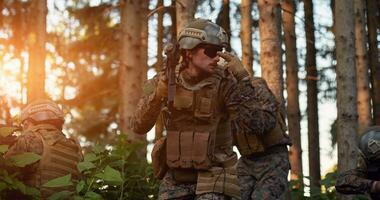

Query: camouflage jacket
<box><xmin>335</xmin><ymin>153</ymin><xmax>377</xmax><ymax>198</ymax></box>
<box><xmin>128</xmin><ymin>65</ymin><xmax>278</xmax><ymax>140</ymax></box>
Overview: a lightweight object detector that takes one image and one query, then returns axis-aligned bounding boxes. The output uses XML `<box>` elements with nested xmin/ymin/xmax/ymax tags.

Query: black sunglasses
<box><xmin>201</xmin><ymin>45</ymin><xmax>223</xmax><ymax>58</ymax></box>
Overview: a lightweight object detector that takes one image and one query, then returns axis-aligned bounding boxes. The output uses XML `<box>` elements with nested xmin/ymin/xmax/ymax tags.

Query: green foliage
<box><xmin>8</xmin><ymin>152</ymin><xmax>42</xmax><ymax>167</ymax></box>
<box><xmin>45</xmin><ymin>134</ymin><xmax>159</xmax><ymax>200</ymax></box>
<box><xmin>0</xmin><ymin>145</ymin><xmax>41</xmax><ymax>199</ymax></box>
<box><xmin>0</xmin><ymin>134</ymin><xmax>159</xmax><ymax>199</ymax></box>
<box><xmin>290</xmin><ymin>171</ymin><xmax>371</xmax><ymax>200</ymax></box>
<box><xmin>43</xmin><ymin>174</ymin><xmax>73</xmax><ymax>188</ymax></box>
<box><xmin>290</xmin><ymin>173</ymin><xmax>337</xmax><ymax>200</ymax></box>
<box><xmin>0</xmin><ymin>127</ymin><xmax>19</xmax><ymax>137</ymax></box>
<box><xmin>0</xmin><ymin>144</ymin><xmax>9</xmax><ymax>153</ymax></box>
<box><xmin>47</xmin><ymin>191</ymin><xmax>74</xmax><ymax>200</ymax></box>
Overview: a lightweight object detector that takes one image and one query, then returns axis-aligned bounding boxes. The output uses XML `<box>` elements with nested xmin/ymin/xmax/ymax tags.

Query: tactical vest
<box><xmin>234</xmin><ymin>77</ymin><xmax>291</xmax><ymax>156</ymax></box>
<box><xmin>165</xmin><ymin>68</ymin><xmax>236</xmax><ymax>170</ymax></box>
<box><xmin>24</xmin><ymin>124</ymin><xmax>82</xmax><ymax>198</ymax></box>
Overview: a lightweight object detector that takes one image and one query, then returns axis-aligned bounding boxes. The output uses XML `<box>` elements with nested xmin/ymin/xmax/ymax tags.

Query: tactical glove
<box><xmin>155</xmin><ymin>72</ymin><xmax>168</xmax><ymax>99</ymax></box>
<box><xmin>217</xmin><ymin>51</ymin><xmax>249</xmax><ymax>81</ymax></box>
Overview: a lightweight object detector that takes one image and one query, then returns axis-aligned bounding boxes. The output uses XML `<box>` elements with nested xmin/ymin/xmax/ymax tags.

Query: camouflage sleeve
<box><xmin>335</xmin><ymin>154</ymin><xmax>373</xmax><ymax>194</ymax></box>
<box><xmin>221</xmin><ymin>75</ymin><xmax>277</xmax><ymax>136</ymax></box>
<box><xmin>127</xmin><ymin>75</ymin><xmax>165</xmax><ymax>134</ymax></box>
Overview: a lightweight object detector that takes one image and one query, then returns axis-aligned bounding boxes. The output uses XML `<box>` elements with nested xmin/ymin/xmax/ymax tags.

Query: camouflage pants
<box><xmin>158</xmin><ymin>170</ymin><xmax>233</xmax><ymax>200</ymax></box>
<box><xmin>237</xmin><ymin>147</ymin><xmax>290</xmax><ymax>200</ymax></box>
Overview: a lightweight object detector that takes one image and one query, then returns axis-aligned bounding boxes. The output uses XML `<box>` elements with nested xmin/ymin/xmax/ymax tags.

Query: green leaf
<box><xmin>73</xmin><ymin>196</ymin><xmax>85</xmax><ymax>200</ymax></box>
<box><xmin>13</xmin><ymin>179</ymin><xmax>27</xmax><ymax>194</ymax></box>
<box><xmin>43</xmin><ymin>174</ymin><xmax>73</xmax><ymax>188</ymax></box>
<box><xmin>0</xmin><ymin>127</ymin><xmax>18</xmax><ymax>137</ymax></box>
<box><xmin>0</xmin><ymin>145</ymin><xmax>9</xmax><ymax>153</ymax></box>
<box><xmin>92</xmin><ymin>145</ymin><xmax>105</xmax><ymax>154</ymax></box>
<box><xmin>109</xmin><ymin>160</ymin><xmax>124</xmax><ymax>168</ymax></box>
<box><xmin>95</xmin><ymin>165</ymin><xmax>123</xmax><ymax>185</ymax></box>
<box><xmin>76</xmin><ymin>180</ymin><xmax>85</xmax><ymax>193</ymax></box>
<box><xmin>84</xmin><ymin>191</ymin><xmax>103</xmax><ymax>200</ymax></box>
<box><xmin>47</xmin><ymin>191</ymin><xmax>74</xmax><ymax>200</ymax></box>
<box><xmin>0</xmin><ymin>182</ymin><xmax>7</xmax><ymax>191</ymax></box>
<box><xmin>83</xmin><ymin>153</ymin><xmax>98</xmax><ymax>162</ymax></box>
<box><xmin>25</xmin><ymin>186</ymin><xmax>41</xmax><ymax>198</ymax></box>
<box><xmin>2</xmin><ymin>174</ymin><xmax>13</xmax><ymax>184</ymax></box>
<box><xmin>10</xmin><ymin>152</ymin><xmax>42</xmax><ymax>167</ymax></box>
<box><xmin>77</xmin><ymin>161</ymin><xmax>96</xmax><ymax>173</ymax></box>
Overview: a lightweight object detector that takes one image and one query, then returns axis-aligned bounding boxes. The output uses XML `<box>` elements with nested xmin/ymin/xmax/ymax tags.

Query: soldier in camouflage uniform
<box><xmin>233</xmin><ymin>77</ymin><xmax>291</xmax><ymax>200</ymax></box>
<box><xmin>128</xmin><ymin>18</ymin><xmax>279</xmax><ymax>200</ymax></box>
<box><xmin>336</xmin><ymin>126</ymin><xmax>380</xmax><ymax>200</ymax></box>
<box><xmin>4</xmin><ymin>99</ymin><xmax>83</xmax><ymax>199</ymax></box>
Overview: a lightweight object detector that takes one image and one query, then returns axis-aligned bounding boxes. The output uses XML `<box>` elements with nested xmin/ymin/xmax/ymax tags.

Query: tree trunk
<box><xmin>0</xmin><ymin>97</ymin><xmax>12</xmax><ymax>126</ymax></box>
<box><xmin>335</xmin><ymin>1</ymin><xmax>358</xmax><ymax>200</ymax></box>
<box><xmin>140</xmin><ymin>1</ymin><xmax>149</xmax><ymax>84</ymax></box>
<box><xmin>366</xmin><ymin>0</ymin><xmax>380</xmax><ymax>125</ymax></box>
<box><xmin>216</xmin><ymin>0</ymin><xmax>231</xmax><ymax>51</ymax></box>
<box><xmin>155</xmin><ymin>0</ymin><xmax>165</xmax><ymax>140</ymax></box>
<box><xmin>175</xmin><ymin>0</ymin><xmax>196</xmax><ymax>36</ymax></box>
<box><xmin>0</xmin><ymin>1</ymin><xmax>3</xmax><ymax>26</ymax></box>
<box><xmin>170</xmin><ymin>0</ymin><xmax>177</xmax><ymax>42</ymax></box>
<box><xmin>12</xmin><ymin>0</ymin><xmax>26</xmax><ymax>103</ymax></box>
<box><xmin>156</xmin><ymin>0</ymin><xmax>164</xmax><ymax>73</ymax></box>
<box><xmin>355</xmin><ymin>0</ymin><xmax>372</xmax><ymax>133</ymax></box>
<box><xmin>119</xmin><ymin>0</ymin><xmax>146</xmax><ymax>142</ymax></box>
<box><xmin>283</xmin><ymin>0</ymin><xmax>303</xmax><ymax>184</ymax></box>
<box><xmin>240</xmin><ymin>0</ymin><xmax>254</xmax><ymax>76</ymax></box>
<box><xmin>27</xmin><ymin>0</ymin><xmax>47</xmax><ymax>102</ymax></box>
<box><xmin>258</xmin><ymin>0</ymin><xmax>284</xmax><ymax>105</ymax></box>
<box><xmin>303</xmin><ymin>0</ymin><xmax>321</xmax><ymax>193</ymax></box>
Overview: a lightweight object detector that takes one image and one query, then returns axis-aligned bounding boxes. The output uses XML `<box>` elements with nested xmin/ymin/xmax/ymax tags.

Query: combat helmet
<box><xmin>178</xmin><ymin>18</ymin><xmax>229</xmax><ymax>50</ymax></box>
<box><xmin>359</xmin><ymin>126</ymin><xmax>380</xmax><ymax>162</ymax></box>
<box><xmin>21</xmin><ymin>99</ymin><xmax>64</xmax><ymax>125</ymax></box>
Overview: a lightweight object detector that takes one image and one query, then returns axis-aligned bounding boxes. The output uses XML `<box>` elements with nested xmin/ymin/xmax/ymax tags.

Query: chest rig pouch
<box><xmin>166</xmin><ymin>76</ymin><xmax>221</xmax><ymax>170</ymax></box>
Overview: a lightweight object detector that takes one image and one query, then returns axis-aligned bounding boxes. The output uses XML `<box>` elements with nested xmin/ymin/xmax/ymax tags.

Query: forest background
<box><xmin>0</xmin><ymin>0</ymin><xmax>379</xmax><ymax>199</ymax></box>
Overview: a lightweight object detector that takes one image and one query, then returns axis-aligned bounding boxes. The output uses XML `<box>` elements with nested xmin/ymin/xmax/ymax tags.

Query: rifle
<box><xmin>164</xmin><ymin>43</ymin><xmax>180</xmax><ymax>119</ymax></box>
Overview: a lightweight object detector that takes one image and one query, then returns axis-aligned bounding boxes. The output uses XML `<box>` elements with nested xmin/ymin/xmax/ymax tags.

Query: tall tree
<box><xmin>27</xmin><ymin>0</ymin><xmax>47</xmax><ymax>102</ymax></box>
<box><xmin>258</xmin><ymin>0</ymin><xmax>284</xmax><ymax>105</ymax></box>
<box><xmin>175</xmin><ymin>0</ymin><xmax>196</xmax><ymax>36</ymax></box>
<box><xmin>304</xmin><ymin>0</ymin><xmax>321</xmax><ymax>192</ymax></box>
<box><xmin>119</xmin><ymin>0</ymin><xmax>147</xmax><ymax>142</ymax></box>
<box><xmin>355</xmin><ymin>0</ymin><xmax>372</xmax><ymax>132</ymax></box>
<box><xmin>170</xmin><ymin>0</ymin><xmax>177</xmax><ymax>41</ymax></box>
<box><xmin>283</xmin><ymin>0</ymin><xmax>303</xmax><ymax>184</ymax></box>
<box><xmin>335</xmin><ymin>0</ymin><xmax>358</xmax><ymax>200</ymax></box>
<box><xmin>216</xmin><ymin>0</ymin><xmax>231</xmax><ymax>51</ymax></box>
<box><xmin>156</xmin><ymin>0</ymin><xmax>164</xmax><ymax>73</ymax></box>
<box><xmin>155</xmin><ymin>0</ymin><xmax>165</xmax><ymax>140</ymax></box>
<box><xmin>240</xmin><ymin>0</ymin><xmax>254</xmax><ymax>76</ymax></box>
<box><xmin>140</xmin><ymin>1</ymin><xmax>149</xmax><ymax>85</ymax></box>
<box><xmin>366</xmin><ymin>0</ymin><xmax>380</xmax><ymax>125</ymax></box>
